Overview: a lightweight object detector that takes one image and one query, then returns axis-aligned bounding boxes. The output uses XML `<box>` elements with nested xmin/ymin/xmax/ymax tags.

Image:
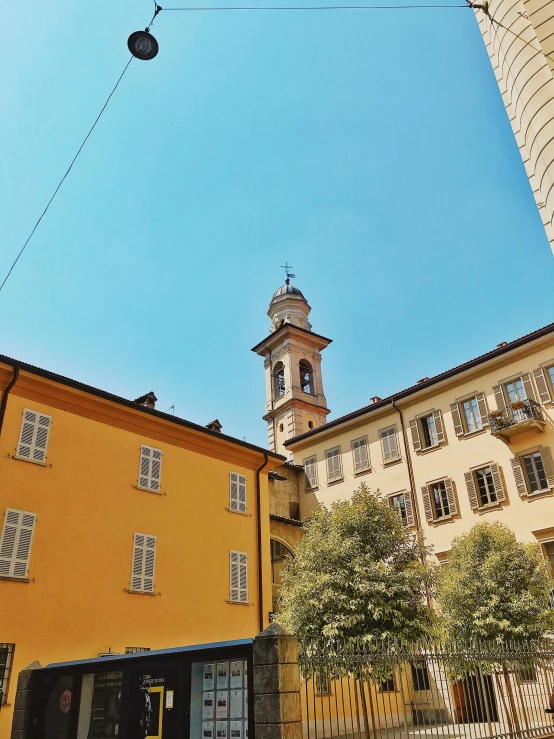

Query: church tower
<box><xmin>252</xmin><ymin>277</ymin><xmax>331</xmax><ymax>456</ymax></box>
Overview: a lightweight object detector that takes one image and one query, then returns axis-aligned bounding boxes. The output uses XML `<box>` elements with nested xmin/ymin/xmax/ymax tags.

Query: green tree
<box><xmin>276</xmin><ymin>483</ymin><xmax>435</xmax><ymax>641</ymax></box>
<box><xmin>436</xmin><ymin>521</ymin><xmax>554</xmax><ymax>643</ymax></box>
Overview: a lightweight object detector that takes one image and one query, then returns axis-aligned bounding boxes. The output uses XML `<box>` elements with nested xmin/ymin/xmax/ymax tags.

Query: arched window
<box><xmin>299</xmin><ymin>360</ymin><xmax>314</xmax><ymax>395</ymax></box>
<box><xmin>270</xmin><ymin>539</ymin><xmax>294</xmax><ymax>586</ymax></box>
<box><xmin>273</xmin><ymin>362</ymin><xmax>285</xmax><ymax>398</ymax></box>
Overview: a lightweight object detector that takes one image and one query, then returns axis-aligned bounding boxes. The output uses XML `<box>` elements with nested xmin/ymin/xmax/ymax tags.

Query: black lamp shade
<box><xmin>128</xmin><ymin>31</ymin><xmax>159</xmax><ymax>60</ymax></box>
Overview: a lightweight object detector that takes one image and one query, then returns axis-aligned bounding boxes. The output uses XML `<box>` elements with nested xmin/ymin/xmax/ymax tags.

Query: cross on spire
<box><xmin>280</xmin><ymin>262</ymin><xmax>296</xmax><ymax>284</ymax></box>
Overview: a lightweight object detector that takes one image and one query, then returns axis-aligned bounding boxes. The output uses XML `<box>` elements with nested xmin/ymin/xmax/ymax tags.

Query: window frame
<box><xmin>451</xmin><ymin>393</ymin><xmax>489</xmax><ymax>437</ymax></box>
<box><xmin>379</xmin><ymin>425</ymin><xmax>401</xmax><ymax>465</ymax></box>
<box><xmin>512</xmin><ymin>446</ymin><xmax>554</xmax><ymax>498</ymax></box>
<box><xmin>351</xmin><ymin>436</ymin><xmax>371</xmax><ymax>475</ymax></box>
<box><xmin>229</xmin><ymin>550</ymin><xmax>248</xmax><ymax>604</ymax></box>
<box><xmin>0</xmin><ymin>508</ymin><xmax>37</xmax><ymax>580</ymax></box>
<box><xmin>410</xmin><ymin>410</ymin><xmax>446</xmax><ymax>453</ymax></box>
<box><xmin>464</xmin><ymin>462</ymin><xmax>506</xmax><ymax>511</ymax></box>
<box><xmin>325</xmin><ymin>446</ymin><xmax>343</xmax><ymax>484</ymax></box>
<box><xmin>429</xmin><ymin>479</ymin><xmax>452</xmax><ymax>520</ymax></box>
<box><xmin>299</xmin><ymin>359</ymin><xmax>314</xmax><ymax>395</ymax></box>
<box><xmin>229</xmin><ymin>472</ymin><xmax>247</xmax><ymax>513</ymax></box>
<box><xmin>388</xmin><ymin>490</ymin><xmax>415</xmax><ymax>527</ymax></box>
<box><xmin>303</xmin><ymin>455</ymin><xmax>319</xmax><ymax>492</ymax></box>
<box><xmin>533</xmin><ymin>365</ymin><xmax>554</xmax><ymax>404</ymax></box>
<box><xmin>421</xmin><ymin>477</ymin><xmax>457</xmax><ymax>524</ymax></box>
<box><xmin>137</xmin><ymin>444</ymin><xmax>163</xmax><ymax>493</ymax></box>
<box><xmin>15</xmin><ymin>408</ymin><xmax>52</xmax><ymax>465</ymax></box>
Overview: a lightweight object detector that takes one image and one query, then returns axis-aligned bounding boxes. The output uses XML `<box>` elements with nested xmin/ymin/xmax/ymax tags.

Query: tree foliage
<box><xmin>276</xmin><ymin>484</ymin><xmax>435</xmax><ymax>641</ymax></box>
<box><xmin>436</xmin><ymin>521</ymin><xmax>554</xmax><ymax>643</ymax></box>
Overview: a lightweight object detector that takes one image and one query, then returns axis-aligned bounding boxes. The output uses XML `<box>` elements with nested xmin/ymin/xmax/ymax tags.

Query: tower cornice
<box><xmin>251</xmin><ymin>323</ymin><xmax>332</xmax><ymax>356</ymax></box>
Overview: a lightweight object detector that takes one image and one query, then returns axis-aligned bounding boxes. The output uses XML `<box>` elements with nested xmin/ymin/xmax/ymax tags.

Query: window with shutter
<box><xmin>425</xmin><ymin>480</ymin><xmax>456</xmax><ymax>521</ymax></box>
<box><xmin>413</xmin><ymin>412</ymin><xmax>445</xmax><ymax>451</ymax></box>
<box><xmin>351</xmin><ymin>437</ymin><xmax>370</xmax><ymax>474</ymax></box>
<box><xmin>466</xmin><ymin>464</ymin><xmax>504</xmax><ymax>509</ymax></box>
<box><xmin>16</xmin><ymin>409</ymin><xmax>52</xmax><ymax>464</ymax></box>
<box><xmin>303</xmin><ymin>456</ymin><xmax>318</xmax><ymax>491</ymax></box>
<box><xmin>137</xmin><ymin>445</ymin><xmax>163</xmax><ymax>492</ymax></box>
<box><xmin>130</xmin><ymin>533</ymin><xmax>157</xmax><ymax>592</ymax></box>
<box><xmin>230</xmin><ymin>472</ymin><xmax>247</xmax><ymax>512</ymax></box>
<box><xmin>325</xmin><ymin>447</ymin><xmax>343</xmax><ymax>483</ymax></box>
<box><xmin>389</xmin><ymin>491</ymin><xmax>414</xmax><ymax>527</ymax></box>
<box><xmin>379</xmin><ymin>427</ymin><xmax>400</xmax><ymax>464</ymax></box>
<box><xmin>534</xmin><ymin>367</ymin><xmax>553</xmax><ymax>404</ymax></box>
<box><xmin>516</xmin><ymin>447</ymin><xmax>554</xmax><ymax>496</ymax></box>
<box><xmin>0</xmin><ymin>509</ymin><xmax>36</xmax><ymax>579</ymax></box>
<box><xmin>230</xmin><ymin>550</ymin><xmax>248</xmax><ymax>603</ymax></box>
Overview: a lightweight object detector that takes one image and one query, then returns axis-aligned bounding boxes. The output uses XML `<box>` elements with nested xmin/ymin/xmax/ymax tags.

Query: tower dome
<box><xmin>272</xmin><ymin>281</ymin><xmax>305</xmax><ymax>299</ymax></box>
<box><xmin>268</xmin><ymin>279</ymin><xmax>311</xmax><ymax>333</ymax></box>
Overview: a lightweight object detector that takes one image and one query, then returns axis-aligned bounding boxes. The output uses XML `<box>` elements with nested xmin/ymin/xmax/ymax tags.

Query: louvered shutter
<box><xmin>464</xmin><ymin>471</ymin><xmax>479</xmax><ymax>510</ymax></box>
<box><xmin>230</xmin><ymin>472</ymin><xmax>246</xmax><ymax>512</ymax></box>
<box><xmin>410</xmin><ymin>420</ymin><xmax>422</xmax><ymax>452</ymax></box>
<box><xmin>230</xmin><ymin>551</ymin><xmax>248</xmax><ymax>603</ymax></box>
<box><xmin>533</xmin><ymin>368</ymin><xmax>552</xmax><ymax>404</ymax></box>
<box><xmin>490</xmin><ymin>462</ymin><xmax>506</xmax><ymax>502</ymax></box>
<box><xmin>444</xmin><ymin>478</ymin><xmax>458</xmax><ymax>516</ymax></box>
<box><xmin>511</xmin><ymin>458</ymin><xmax>528</xmax><ymax>498</ymax></box>
<box><xmin>304</xmin><ymin>457</ymin><xmax>318</xmax><ymax>490</ymax></box>
<box><xmin>138</xmin><ymin>445</ymin><xmax>162</xmax><ymax>491</ymax></box>
<box><xmin>521</xmin><ymin>373</ymin><xmax>537</xmax><ymax>402</ymax></box>
<box><xmin>404</xmin><ymin>491</ymin><xmax>415</xmax><ymax>527</ymax></box>
<box><xmin>493</xmin><ymin>386</ymin><xmax>506</xmax><ymax>410</ymax></box>
<box><xmin>541</xmin><ymin>447</ymin><xmax>554</xmax><ymax>490</ymax></box>
<box><xmin>0</xmin><ymin>509</ymin><xmax>36</xmax><ymax>578</ymax></box>
<box><xmin>450</xmin><ymin>403</ymin><xmax>464</xmax><ymax>436</ymax></box>
<box><xmin>131</xmin><ymin>533</ymin><xmax>156</xmax><ymax>592</ymax></box>
<box><xmin>433</xmin><ymin>410</ymin><xmax>446</xmax><ymax>444</ymax></box>
<box><xmin>476</xmin><ymin>393</ymin><xmax>489</xmax><ymax>427</ymax></box>
<box><xmin>326</xmin><ymin>449</ymin><xmax>342</xmax><ymax>482</ymax></box>
<box><xmin>421</xmin><ymin>486</ymin><xmax>433</xmax><ymax>522</ymax></box>
<box><xmin>380</xmin><ymin>428</ymin><xmax>399</xmax><ymax>463</ymax></box>
<box><xmin>17</xmin><ymin>409</ymin><xmax>51</xmax><ymax>463</ymax></box>
<box><xmin>352</xmin><ymin>438</ymin><xmax>369</xmax><ymax>473</ymax></box>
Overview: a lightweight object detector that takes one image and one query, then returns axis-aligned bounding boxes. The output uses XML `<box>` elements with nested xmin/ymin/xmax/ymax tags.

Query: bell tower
<box><xmin>252</xmin><ymin>273</ymin><xmax>331</xmax><ymax>457</ymax></box>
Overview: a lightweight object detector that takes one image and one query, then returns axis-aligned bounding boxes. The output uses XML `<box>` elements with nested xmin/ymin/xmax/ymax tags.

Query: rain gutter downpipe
<box><xmin>390</xmin><ymin>398</ymin><xmax>423</xmax><ymax>536</ymax></box>
<box><xmin>0</xmin><ymin>365</ymin><xmax>19</xmax><ymax>436</ymax></box>
<box><xmin>256</xmin><ymin>450</ymin><xmax>270</xmax><ymax>632</ymax></box>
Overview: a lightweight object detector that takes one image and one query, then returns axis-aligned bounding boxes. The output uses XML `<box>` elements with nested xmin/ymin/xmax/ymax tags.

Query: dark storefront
<box><xmin>25</xmin><ymin>640</ymin><xmax>254</xmax><ymax>739</ymax></box>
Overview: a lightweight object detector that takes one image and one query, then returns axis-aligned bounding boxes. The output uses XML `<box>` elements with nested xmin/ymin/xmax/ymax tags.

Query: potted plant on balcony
<box><xmin>511</xmin><ymin>401</ymin><xmax>524</xmax><ymax>411</ymax></box>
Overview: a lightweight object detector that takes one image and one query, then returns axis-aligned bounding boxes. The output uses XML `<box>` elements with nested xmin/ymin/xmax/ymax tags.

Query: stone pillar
<box><xmin>10</xmin><ymin>661</ymin><xmax>42</xmax><ymax>739</ymax></box>
<box><xmin>253</xmin><ymin>623</ymin><xmax>302</xmax><ymax>739</ymax></box>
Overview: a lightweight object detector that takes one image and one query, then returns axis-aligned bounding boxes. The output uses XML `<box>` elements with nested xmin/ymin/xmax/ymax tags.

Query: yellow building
<box><xmin>256</xmin><ymin>281</ymin><xmax>554</xmax><ymax>573</ymax></box>
<box><xmin>0</xmin><ymin>356</ymin><xmax>284</xmax><ymax>735</ymax></box>
<box><xmin>473</xmin><ymin>0</ymin><xmax>554</xmax><ymax>255</ymax></box>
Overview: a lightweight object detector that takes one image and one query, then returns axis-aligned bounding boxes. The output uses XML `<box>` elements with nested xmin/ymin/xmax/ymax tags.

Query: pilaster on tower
<box><xmin>251</xmin><ymin>279</ymin><xmax>332</xmax><ymax>457</ymax></box>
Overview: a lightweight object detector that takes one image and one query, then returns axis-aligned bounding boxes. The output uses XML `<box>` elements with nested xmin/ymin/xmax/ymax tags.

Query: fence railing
<box><xmin>299</xmin><ymin>639</ymin><xmax>554</xmax><ymax>739</ymax></box>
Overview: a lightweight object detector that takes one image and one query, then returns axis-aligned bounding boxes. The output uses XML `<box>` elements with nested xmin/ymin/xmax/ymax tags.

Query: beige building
<box><xmin>473</xmin><ymin>0</ymin><xmax>554</xmax><ymax>254</ymax></box>
<box><xmin>260</xmin><ymin>280</ymin><xmax>554</xmax><ymax>572</ymax></box>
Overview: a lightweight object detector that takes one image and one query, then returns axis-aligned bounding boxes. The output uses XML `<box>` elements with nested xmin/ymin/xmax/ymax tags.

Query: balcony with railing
<box><xmin>489</xmin><ymin>398</ymin><xmax>546</xmax><ymax>440</ymax></box>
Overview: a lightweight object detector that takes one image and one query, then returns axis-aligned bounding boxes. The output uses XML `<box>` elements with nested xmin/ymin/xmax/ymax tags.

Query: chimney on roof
<box><xmin>370</xmin><ymin>396</ymin><xmax>382</xmax><ymax>404</ymax></box>
<box><xmin>134</xmin><ymin>392</ymin><xmax>157</xmax><ymax>410</ymax></box>
<box><xmin>497</xmin><ymin>342</ymin><xmax>508</xmax><ymax>348</ymax></box>
<box><xmin>417</xmin><ymin>377</ymin><xmax>430</xmax><ymax>384</ymax></box>
<box><xmin>206</xmin><ymin>419</ymin><xmax>222</xmax><ymax>433</ymax></box>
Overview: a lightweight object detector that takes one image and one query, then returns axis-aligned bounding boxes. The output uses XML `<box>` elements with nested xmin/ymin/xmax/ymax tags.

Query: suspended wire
<box><xmin>0</xmin><ymin>58</ymin><xmax>134</xmax><ymax>295</ymax></box>
<box><xmin>161</xmin><ymin>4</ymin><xmax>468</xmax><ymax>8</ymax></box>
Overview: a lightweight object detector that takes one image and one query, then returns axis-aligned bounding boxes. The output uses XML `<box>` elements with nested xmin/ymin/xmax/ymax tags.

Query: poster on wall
<box><xmin>230</xmin><ymin>690</ymin><xmax>243</xmax><ymax>719</ymax></box>
<box><xmin>230</xmin><ymin>720</ymin><xmax>243</xmax><ymax>739</ymax></box>
<box><xmin>203</xmin><ymin>665</ymin><xmax>215</xmax><ymax>692</ymax></box>
<box><xmin>230</xmin><ymin>662</ymin><xmax>243</xmax><ymax>689</ymax></box>
<box><xmin>217</xmin><ymin>663</ymin><xmax>230</xmax><ymax>690</ymax></box>
<box><xmin>216</xmin><ymin>691</ymin><xmax>229</xmax><ymax>719</ymax></box>
<box><xmin>203</xmin><ymin>721</ymin><xmax>215</xmax><ymax>739</ymax></box>
<box><xmin>216</xmin><ymin>721</ymin><xmax>229</xmax><ymax>739</ymax></box>
<box><xmin>203</xmin><ymin>692</ymin><xmax>215</xmax><ymax>720</ymax></box>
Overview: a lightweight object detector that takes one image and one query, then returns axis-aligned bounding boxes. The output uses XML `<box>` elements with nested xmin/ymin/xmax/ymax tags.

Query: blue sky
<box><xmin>2</xmin><ymin>0</ymin><xmax>553</xmax><ymax>447</ymax></box>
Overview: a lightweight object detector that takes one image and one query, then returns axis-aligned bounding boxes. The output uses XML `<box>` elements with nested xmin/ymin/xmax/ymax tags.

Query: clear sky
<box><xmin>2</xmin><ymin>0</ymin><xmax>553</xmax><ymax>448</ymax></box>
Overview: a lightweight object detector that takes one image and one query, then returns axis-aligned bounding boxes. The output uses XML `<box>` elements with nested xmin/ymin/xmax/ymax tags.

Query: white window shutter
<box><xmin>533</xmin><ymin>368</ymin><xmax>552</xmax><ymax>404</ymax></box>
<box><xmin>380</xmin><ymin>430</ymin><xmax>392</xmax><ymax>462</ymax></box>
<box><xmin>433</xmin><ymin>410</ymin><xmax>446</xmax><ymax>444</ymax></box>
<box><xmin>421</xmin><ymin>486</ymin><xmax>433</xmax><ymax>522</ymax></box>
<box><xmin>17</xmin><ymin>409</ymin><xmax>52</xmax><ymax>463</ymax></box>
<box><xmin>511</xmin><ymin>458</ymin><xmax>528</xmax><ymax>498</ymax></box>
<box><xmin>476</xmin><ymin>393</ymin><xmax>489</xmax><ymax>427</ymax></box>
<box><xmin>450</xmin><ymin>403</ymin><xmax>464</xmax><ymax>436</ymax></box>
<box><xmin>404</xmin><ymin>491</ymin><xmax>415</xmax><ymax>527</ymax></box>
<box><xmin>490</xmin><ymin>462</ymin><xmax>506</xmax><ymax>502</ymax></box>
<box><xmin>493</xmin><ymin>385</ymin><xmax>506</xmax><ymax>410</ymax></box>
<box><xmin>464</xmin><ymin>471</ymin><xmax>479</xmax><ymax>510</ymax></box>
<box><xmin>303</xmin><ymin>456</ymin><xmax>318</xmax><ymax>490</ymax></box>
<box><xmin>138</xmin><ymin>445</ymin><xmax>163</xmax><ymax>492</ymax></box>
<box><xmin>444</xmin><ymin>478</ymin><xmax>457</xmax><ymax>516</ymax></box>
<box><xmin>409</xmin><ymin>420</ymin><xmax>421</xmax><ymax>452</ymax></box>
<box><xmin>230</xmin><ymin>551</ymin><xmax>248</xmax><ymax>603</ymax></box>
<box><xmin>230</xmin><ymin>473</ymin><xmax>246</xmax><ymax>513</ymax></box>
<box><xmin>0</xmin><ymin>509</ymin><xmax>36</xmax><ymax>578</ymax></box>
<box><xmin>521</xmin><ymin>373</ymin><xmax>537</xmax><ymax>402</ymax></box>
<box><xmin>131</xmin><ymin>533</ymin><xmax>156</xmax><ymax>592</ymax></box>
<box><xmin>326</xmin><ymin>448</ymin><xmax>342</xmax><ymax>482</ymax></box>
<box><xmin>351</xmin><ymin>438</ymin><xmax>369</xmax><ymax>473</ymax></box>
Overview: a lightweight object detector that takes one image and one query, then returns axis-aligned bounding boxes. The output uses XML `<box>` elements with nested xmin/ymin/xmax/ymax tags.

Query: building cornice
<box><xmin>251</xmin><ymin>323</ymin><xmax>332</xmax><ymax>355</ymax></box>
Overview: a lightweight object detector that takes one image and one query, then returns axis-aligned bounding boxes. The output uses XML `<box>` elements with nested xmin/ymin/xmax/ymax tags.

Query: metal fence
<box><xmin>299</xmin><ymin>639</ymin><xmax>554</xmax><ymax>739</ymax></box>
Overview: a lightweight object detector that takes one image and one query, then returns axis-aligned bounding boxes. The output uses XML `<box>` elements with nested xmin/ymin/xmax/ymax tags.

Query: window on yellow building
<box><xmin>16</xmin><ymin>408</ymin><xmax>52</xmax><ymax>464</ymax></box>
<box><xmin>410</xmin><ymin>411</ymin><xmax>446</xmax><ymax>452</ymax></box>
<box><xmin>379</xmin><ymin>426</ymin><xmax>400</xmax><ymax>464</ymax></box>
<box><xmin>0</xmin><ymin>508</ymin><xmax>36</xmax><ymax>579</ymax></box>
<box><xmin>511</xmin><ymin>447</ymin><xmax>554</xmax><ymax>497</ymax></box>
<box><xmin>325</xmin><ymin>447</ymin><xmax>343</xmax><ymax>484</ymax></box>
<box><xmin>421</xmin><ymin>479</ymin><xmax>457</xmax><ymax>523</ymax></box>
<box><xmin>351</xmin><ymin>436</ymin><xmax>370</xmax><ymax>474</ymax></box>
<box><xmin>130</xmin><ymin>533</ymin><xmax>157</xmax><ymax>593</ymax></box>
<box><xmin>230</xmin><ymin>472</ymin><xmax>247</xmax><ymax>513</ymax></box>
<box><xmin>303</xmin><ymin>455</ymin><xmax>318</xmax><ymax>491</ymax></box>
<box><xmin>138</xmin><ymin>445</ymin><xmax>162</xmax><ymax>492</ymax></box>
<box><xmin>533</xmin><ymin>366</ymin><xmax>554</xmax><ymax>404</ymax></box>
<box><xmin>389</xmin><ymin>491</ymin><xmax>415</xmax><ymax>527</ymax></box>
<box><xmin>451</xmin><ymin>394</ymin><xmax>488</xmax><ymax>436</ymax></box>
<box><xmin>230</xmin><ymin>551</ymin><xmax>248</xmax><ymax>603</ymax></box>
<box><xmin>464</xmin><ymin>463</ymin><xmax>506</xmax><ymax>510</ymax></box>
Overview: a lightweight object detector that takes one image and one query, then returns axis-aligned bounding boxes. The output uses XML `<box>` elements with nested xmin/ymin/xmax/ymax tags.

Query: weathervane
<box><xmin>280</xmin><ymin>262</ymin><xmax>296</xmax><ymax>284</ymax></box>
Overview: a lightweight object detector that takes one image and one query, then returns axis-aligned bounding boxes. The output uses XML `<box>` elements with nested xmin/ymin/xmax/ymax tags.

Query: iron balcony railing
<box><xmin>489</xmin><ymin>399</ymin><xmax>545</xmax><ymax>435</ymax></box>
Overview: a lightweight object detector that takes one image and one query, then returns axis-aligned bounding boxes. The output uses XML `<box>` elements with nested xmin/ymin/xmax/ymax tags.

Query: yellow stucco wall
<box><xmin>0</xmin><ymin>366</ymin><xmax>279</xmax><ymax>735</ymax></box>
<box><xmin>290</xmin><ymin>333</ymin><xmax>554</xmax><ymax>558</ymax></box>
